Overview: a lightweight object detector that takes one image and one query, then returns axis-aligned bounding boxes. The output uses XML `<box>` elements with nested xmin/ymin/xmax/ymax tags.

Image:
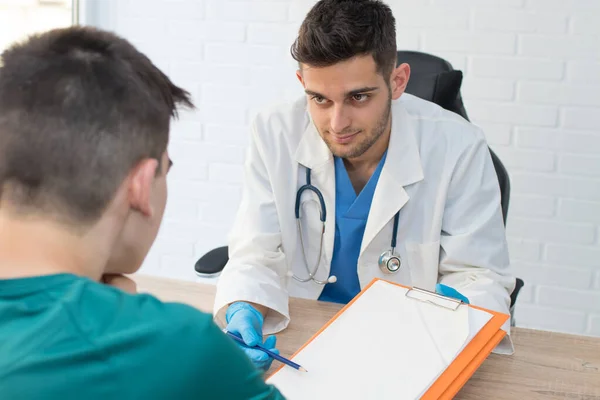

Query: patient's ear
<box><xmin>128</xmin><ymin>158</ymin><xmax>159</xmax><ymax>217</ymax></box>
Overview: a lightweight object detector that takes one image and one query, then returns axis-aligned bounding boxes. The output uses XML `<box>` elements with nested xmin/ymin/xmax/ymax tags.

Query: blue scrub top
<box><xmin>318</xmin><ymin>151</ymin><xmax>388</xmax><ymax>304</ymax></box>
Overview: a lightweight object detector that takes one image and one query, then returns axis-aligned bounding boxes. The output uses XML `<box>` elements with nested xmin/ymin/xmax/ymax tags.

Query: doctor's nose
<box><xmin>329</xmin><ymin>106</ymin><xmax>351</xmax><ymax>134</ymax></box>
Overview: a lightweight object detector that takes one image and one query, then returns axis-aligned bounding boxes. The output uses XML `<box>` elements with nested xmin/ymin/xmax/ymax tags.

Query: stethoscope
<box><xmin>293</xmin><ymin>167</ymin><xmax>402</xmax><ymax>285</ymax></box>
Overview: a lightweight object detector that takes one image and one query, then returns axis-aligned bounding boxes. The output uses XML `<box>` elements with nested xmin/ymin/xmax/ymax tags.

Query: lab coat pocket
<box><xmin>405</xmin><ymin>240</ymin><xmax>441</xmax><ymax>290</ymax></box>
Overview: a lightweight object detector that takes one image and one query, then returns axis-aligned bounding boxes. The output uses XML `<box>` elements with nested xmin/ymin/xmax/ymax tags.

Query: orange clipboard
<box><xmin>269</xmin><ymin>278</ymin><xmax>509</xmax><ymax>399</ymax></box>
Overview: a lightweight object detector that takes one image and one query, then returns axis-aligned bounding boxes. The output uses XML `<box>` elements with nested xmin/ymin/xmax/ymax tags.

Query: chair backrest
<box><xmin>397</xmin><ymin>51</ymin><xmax>510</xmax><ymax>225</ymax></box>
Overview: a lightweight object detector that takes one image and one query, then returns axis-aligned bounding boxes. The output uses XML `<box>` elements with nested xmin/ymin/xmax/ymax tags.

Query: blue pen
<box><xmin>223</xmin><ymin>329</ymin><xmax>307</xmax><ymax>372</ymax></box>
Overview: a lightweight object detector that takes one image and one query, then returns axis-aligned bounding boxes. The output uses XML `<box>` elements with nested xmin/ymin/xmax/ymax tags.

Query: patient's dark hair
<box><xmin>0</xmin><ymin>26</ymin><xmax>193</xmax><ymax>225</ymax></box>
<box><xmin>291</xmin><ymin>0</ymin><xmax>397</xmax><ymax>77</ymax></box>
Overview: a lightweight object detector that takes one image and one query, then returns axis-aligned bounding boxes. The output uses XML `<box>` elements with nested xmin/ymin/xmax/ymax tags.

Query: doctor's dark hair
<box><xmin>291</xmin><ymin>0</ymin><xmax>397</xmax><ymax>78</ymax></box>
<box><xmin>0</xmin><ymin>26</ymin><xmax>193</xmax><ymax>225</ymax></box>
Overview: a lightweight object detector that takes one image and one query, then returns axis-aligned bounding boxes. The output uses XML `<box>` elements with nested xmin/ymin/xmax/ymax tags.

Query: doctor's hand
<box><xmin>435</xmin><ymin>283</ymin><xmax>470</xmax><ymax>304</ymax></box>
<box><xmin>225</xmin><ymin>302</ymin><xmax>279</xmax><ymax>371</ymax></box>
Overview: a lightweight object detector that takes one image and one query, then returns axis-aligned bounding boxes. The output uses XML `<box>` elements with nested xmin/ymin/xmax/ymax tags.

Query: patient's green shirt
<box><xmin>0</xmin><ymin>273</ymin><xmax>284</xmax><ymax>399</ymax></box>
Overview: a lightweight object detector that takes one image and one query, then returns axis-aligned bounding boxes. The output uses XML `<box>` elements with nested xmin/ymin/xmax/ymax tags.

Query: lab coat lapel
<box><xmin>360</xmin><ymin>103</ymin><xmax>424</xmax><ymax>256</ymax></box>
<box><xmin>294</xmin><ymin>121</ymin><xmax>336</xmax><ymax>272</ymax></box>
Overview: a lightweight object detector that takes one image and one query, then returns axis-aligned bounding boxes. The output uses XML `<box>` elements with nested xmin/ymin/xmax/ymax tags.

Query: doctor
<box><xmin>214</xmin><ymin>0</ymin><xmax>516</xmax><ymax>369</ymax></box>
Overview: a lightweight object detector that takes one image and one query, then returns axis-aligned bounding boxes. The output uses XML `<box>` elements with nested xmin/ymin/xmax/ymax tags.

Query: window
<box><xmin>0</xmin><ymin>0</ymin><xmax>76</xmax><ymax>52</ymax></box>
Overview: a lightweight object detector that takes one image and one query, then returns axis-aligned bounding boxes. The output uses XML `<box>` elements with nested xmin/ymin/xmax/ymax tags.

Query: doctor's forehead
<box><xmin>300</xmin><ymin>56</ymin><xmax>385</xmax><ymax>96</ymax></box>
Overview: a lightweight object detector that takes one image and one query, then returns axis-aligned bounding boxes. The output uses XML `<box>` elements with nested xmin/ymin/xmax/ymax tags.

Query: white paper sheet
<box><xmin>267</xmin><ymin>281</ymin><xmax>493</xmax><ymax>400</ymax></box>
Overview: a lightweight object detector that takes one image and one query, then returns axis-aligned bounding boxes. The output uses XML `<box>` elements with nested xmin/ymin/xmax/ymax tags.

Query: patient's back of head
<box><xmin>0</xmin><ymin>26</ymin><xmax>190</xmax><ymax>225</ymax></box>
<box><xmin>0</xmin><ymin>27</ymin><xmax>283</xmax><ymax>400</ymax></box>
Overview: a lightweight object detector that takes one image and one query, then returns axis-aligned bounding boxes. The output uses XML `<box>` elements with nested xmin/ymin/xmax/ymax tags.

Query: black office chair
<box><xmin>194</xmin><ymin>50</ymin><xmax>524</xmax><ymax>322</ymax></box>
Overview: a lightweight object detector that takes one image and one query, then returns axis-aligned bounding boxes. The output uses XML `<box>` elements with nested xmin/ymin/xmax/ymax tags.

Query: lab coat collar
<box><xmin>294</xmin><ymin>119</ymin><xmax>331</xmax><ymax>171</ymax></box>
<box><xmin>380</xmin><ymin>100</ymin><xmax>424</xmax><ymax>188</ymax></box>
<box><xmin>360</xmin><ymin>100</ymin><xmax>424</xmax><ymax>255</ymax></box>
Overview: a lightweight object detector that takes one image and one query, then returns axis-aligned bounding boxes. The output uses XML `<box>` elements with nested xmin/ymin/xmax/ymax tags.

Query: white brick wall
<box><xmin>0</xmin><ymin>1</ymin><xmax>72</xmax><ymax>51</ymax></box>
<box><xmin>91</xmin><ymin>0</ymin><xmax>600</xmax><ymax>337</ymax></box>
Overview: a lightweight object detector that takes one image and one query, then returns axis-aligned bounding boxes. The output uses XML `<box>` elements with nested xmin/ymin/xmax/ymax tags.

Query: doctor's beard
<box><xmin>320</xmin><ymin>91</ymin><xmax>392</xmax><ymax>160</ymax></box>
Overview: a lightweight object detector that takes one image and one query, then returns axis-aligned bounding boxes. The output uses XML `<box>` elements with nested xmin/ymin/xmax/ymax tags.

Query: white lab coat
<box><xmin>214</xmin><ymin>93</ymin><xmax>516</xmax><ymax>354</ymax></box>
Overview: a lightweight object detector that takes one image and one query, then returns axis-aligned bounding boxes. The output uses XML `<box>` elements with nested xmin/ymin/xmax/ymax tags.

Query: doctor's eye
<box><xmin>352</xmin><ymin>94</ymin><xmax>369</xmax><ymax>103</ymax></box>
<box><xmin>311</xmin><ymin>95</ymin><xmax>328</xmax><ymax>105</ymax></box>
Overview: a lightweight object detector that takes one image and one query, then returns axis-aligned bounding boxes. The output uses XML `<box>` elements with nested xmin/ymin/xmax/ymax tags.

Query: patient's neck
<box><xmin>0</xmin><ymin>211</ymin><xmax>107</xmax><ymax>281</ymax></box>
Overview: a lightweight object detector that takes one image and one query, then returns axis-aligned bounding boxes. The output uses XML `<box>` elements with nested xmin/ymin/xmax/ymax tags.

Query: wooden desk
<box><xmin>133</xmin><ymin>274</ymin><xmax>600</xmax><ymax>400</ymax></box>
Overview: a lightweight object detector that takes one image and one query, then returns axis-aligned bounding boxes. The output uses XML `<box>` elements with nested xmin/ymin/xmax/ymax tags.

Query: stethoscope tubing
<box><xmin>293</xmin><ymin>167</ymin><xmax>401</xmax><ymax>285</ymax></box>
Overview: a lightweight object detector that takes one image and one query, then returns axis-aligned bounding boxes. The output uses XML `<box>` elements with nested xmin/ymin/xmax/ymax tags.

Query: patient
<box><xmin>0</xmin><ymin>27</ymin><xmax>283</xmax><ymax>399</ymax></box>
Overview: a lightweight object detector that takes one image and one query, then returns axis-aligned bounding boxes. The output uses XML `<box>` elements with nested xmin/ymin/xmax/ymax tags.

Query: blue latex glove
<box><xmin>435</xmin><ymin>283</ymin><xmax>470</xmax><ymax>304</ymax></box>
<box><xmin>225</xmin><ymin>302</ymin><xmax>279</xmax><ymax>371</ymax></box>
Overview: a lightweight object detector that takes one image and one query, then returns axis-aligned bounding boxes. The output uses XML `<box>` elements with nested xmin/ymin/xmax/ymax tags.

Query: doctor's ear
<box><xmin>390</xmin><ymin>63</ymin><xmax>410</xmax><ymax>100</ymax></box>
<box><xmin>127</xmin><ymin>158</ymin><xmax>159</xmax><ymax>217</ymax></box>
<box><xmin>296</xmin><ymin>69</ymin><xmax>306</xmax><ymax>87</ymax></box>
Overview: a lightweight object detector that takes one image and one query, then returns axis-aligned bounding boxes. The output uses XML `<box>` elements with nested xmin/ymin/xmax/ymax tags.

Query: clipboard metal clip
<box><xmin>405</xmin><ymin>287</ymin><xmax>463</xmax><ymax>311</ymax></box>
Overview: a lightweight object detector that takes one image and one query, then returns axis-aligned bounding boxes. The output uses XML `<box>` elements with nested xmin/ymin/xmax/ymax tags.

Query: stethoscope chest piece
<box><xmin>378</xmin><ymin>250</ymin><xmax>401</xmax><ymax>274</ymax></box>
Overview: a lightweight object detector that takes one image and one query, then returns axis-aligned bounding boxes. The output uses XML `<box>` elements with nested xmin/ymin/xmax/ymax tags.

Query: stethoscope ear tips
<box><xmin>327</xmin><ymin>275</ymin><xmax>337</xmax><ymax>283</ymax></box>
